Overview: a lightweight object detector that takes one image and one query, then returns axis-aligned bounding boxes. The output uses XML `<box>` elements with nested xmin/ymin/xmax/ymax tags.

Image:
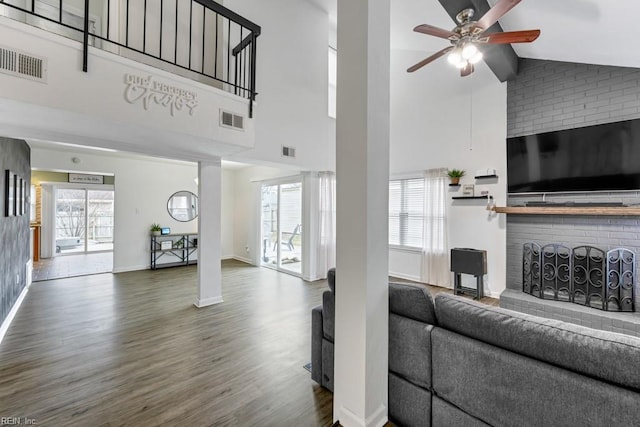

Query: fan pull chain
<box><xmin>469</xmin><ymin>85</ymin><xmax>473</xmax><ymax>151</ymax></box>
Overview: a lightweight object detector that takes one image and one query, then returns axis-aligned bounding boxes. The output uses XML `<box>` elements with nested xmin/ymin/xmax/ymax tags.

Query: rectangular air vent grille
<box><xmin>282</xmin><ymin>145</ymin><xmax>296</xmax><ymax>158</ymax></box>
<box><xmin>220</xmin><ymin>110</ymin><xmax>245</xmax><ymax>130</ymax></box>
<box><xmin>0</xmin><ymin>46</ymin><xmax>46</xmax><ymax>82</ymax></box>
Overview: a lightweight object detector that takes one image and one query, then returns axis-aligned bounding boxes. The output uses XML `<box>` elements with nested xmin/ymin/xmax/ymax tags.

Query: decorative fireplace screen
<box><xmin>523</xmin><ymin>243</ymin><xmax>635</xmax><ymax>312</ymax></box>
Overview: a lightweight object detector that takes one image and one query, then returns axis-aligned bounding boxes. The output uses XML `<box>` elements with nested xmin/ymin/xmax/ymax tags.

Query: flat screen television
<box><xmin>507</xmin><ymin>118</ymin><xmax>640</xmax><ymax>193</ymax></box>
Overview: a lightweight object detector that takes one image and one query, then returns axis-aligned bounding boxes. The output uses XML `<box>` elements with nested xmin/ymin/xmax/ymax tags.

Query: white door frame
<box><xmin>43</xmin><ymin>182</ymin><xmax>115</xmax><ymax>257</ymax></box>
<box><xmin>259</xmin><ymin>176</ymin><xmax>303</xmax><ymax>277</ymax></box>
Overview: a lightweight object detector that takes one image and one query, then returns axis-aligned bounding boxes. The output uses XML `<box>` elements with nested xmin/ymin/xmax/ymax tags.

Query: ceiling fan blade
<box><xmin>407</xmin><ymin>46</ymin><xmax>454</xmax><ymax>73</ymax></box>
<box><xmin>460</xmin><ymin>63</ymin><xmax>474</xmax><ymax>77</ymax></box>
<box><xmin>481</xmin><ymin>29</ymin><xmax>541</xmax><ymax>44</ymax></box>
<box><xmin>477</xmin><ymin>0</ymin><xmax>521</xmax><ymax>30</ymax></box>
<box><xmin>413</xmin><ymin>24</ymin><xmax>459</xmax><ymax>40</ymax></box>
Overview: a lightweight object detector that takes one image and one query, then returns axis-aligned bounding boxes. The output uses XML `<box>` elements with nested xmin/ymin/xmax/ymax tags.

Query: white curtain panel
<box><xmin>315</xmin><ymin>171</ymin><xmax>336</xmax><ymax>279</ymax></box>
<box><xmin>421</xmin><ymin>168</ymin><xmax>450</xmax><ymax>286</ymax></box>
<box><xmin>40</xmin><ymin>184</ymin><xmax>56</xmax><ymax>259</ymax></box>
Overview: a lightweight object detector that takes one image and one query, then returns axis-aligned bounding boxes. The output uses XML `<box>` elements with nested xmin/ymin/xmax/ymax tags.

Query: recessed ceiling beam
<box><xmin>438</xmin><ymin>0</ymin><xmax>518</xmax><ymax>81</ymax></box>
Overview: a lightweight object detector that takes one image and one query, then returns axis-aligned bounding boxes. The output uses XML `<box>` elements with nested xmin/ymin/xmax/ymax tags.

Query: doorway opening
<box><xmin>55</xmin><ymin>187</ymin><xmax>114</xmax><ymax>254</ymax></box>
<box><xmin>261</xmin><ymin>181</ymin><xmax>303</xmax><ymax>276</ymax></box>
<box><xmin>33</xmin><ymin>176</ymin><xmax>114</xmax><ymax>282</ymax></box>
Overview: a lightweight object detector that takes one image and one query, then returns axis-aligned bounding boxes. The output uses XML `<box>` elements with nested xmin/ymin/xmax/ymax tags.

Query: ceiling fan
<box><xmin>407</xmin><ymin>0</ymin><xmax>540</xmax><ymax>77</ymax></box>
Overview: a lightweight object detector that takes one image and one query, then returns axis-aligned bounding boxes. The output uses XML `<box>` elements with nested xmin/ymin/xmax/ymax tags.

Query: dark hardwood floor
<box><xmin>0</xmin><ymin>260</ymin><xmax>333</xmax><ymax>426</ymax></box>
<box><xmin>0</xmin><ymin>260</ymin><xmax>496</xmax><ymax>426</ymax></box>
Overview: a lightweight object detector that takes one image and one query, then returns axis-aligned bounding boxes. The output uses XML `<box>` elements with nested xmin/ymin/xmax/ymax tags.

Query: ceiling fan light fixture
<box><xmin>461</xmin><ymin>43</ymin><xmax>478</xmax><ymax>60</ymax></box>
<box><xmin>447</xmin><ymin>49</ymin><xmax>462</xmax><ymax>65</ymax></box>
<box><xmin>407</xmin><ymin>0</ymin><xmax>541</xmax><ymax>77</ymax></box>
<box><xmin>469</xmin><ymin>51</ymin><xmax>483</xmax><ymax>64</ymax></box>
<box><xmin>455</xmin><ymin>60</ymin><xmax>468</xmax><ymax>69</ymax></box>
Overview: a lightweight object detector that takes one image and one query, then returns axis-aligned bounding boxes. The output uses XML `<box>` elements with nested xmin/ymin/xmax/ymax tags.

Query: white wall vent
<box><xmin>0</xmin><ymin>46</ymin><xmax>47</xmax><ymax>82</ymax></box>
<box><xmin>219</xmin><ymin>110</ymin><xmax>245</xmax><ymax>131</ymax></box>
<box><xmin>281</xmin><ymin>145</ymin><xmax>296</xmax><ymax>158</ymax></box>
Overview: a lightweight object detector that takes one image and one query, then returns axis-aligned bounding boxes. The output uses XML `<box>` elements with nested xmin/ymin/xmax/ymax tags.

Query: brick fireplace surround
<box><xmin>501</xmin><ymin>191</ymin><xmax>640</xmax><ymax>338</ymax></box>
<box><xmin>499</xmin><ymin>59</ymin><xmax>640</xmax><ymax>337</ymax></box>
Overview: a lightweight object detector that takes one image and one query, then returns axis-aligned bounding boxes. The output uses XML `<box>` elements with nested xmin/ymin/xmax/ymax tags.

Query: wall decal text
<box><xmin>124</xmin><ymin>74</ymin><xmax>198</xmax><ymax>116</ymax></box>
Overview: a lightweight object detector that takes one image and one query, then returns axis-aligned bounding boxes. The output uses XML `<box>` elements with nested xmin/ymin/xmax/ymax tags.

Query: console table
<box><xmin>150</xmin><ymin>233</ymin><xmax>198</xmax><ymax>269</ymax></box>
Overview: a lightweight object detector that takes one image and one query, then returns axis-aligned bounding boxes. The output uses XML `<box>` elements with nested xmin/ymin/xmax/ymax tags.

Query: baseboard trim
<box><xmin>232</xmin><ymin>256</ymin><xmax>254</xmax><ymax>265</ymax></box>
<box><xmin>0</xmin><ymin>281</ymin><xmax>31</xmax><ymax>346</ymax></box>
<box><xmin>388</xmin><ymin>271</ymin><xmax>421</xmax><ymax>283</ymax></box>
<box><xmin>112</xmin><ymin>265</ymin><xmax>147</xmax><ymax>273</ymax></box>
<box><xmin>485</xmin><ymin>289</ymin><xmax>502</xmax><ymax>299</ymax></box>
<box><xmin>194</xmin><ymin>296</ymin><xmax>224</xmax><ymax>308</ymax></box>
<box><xmin>336</xmin><ymin>404</ymin><xmax>387</xmax><ymax>427</ymax></box>
<box><xmin>366</xmin><ymin>404</ymin><xmax>388</xmax><ymax>427</ymax></box>
<box><xmin>26</xmin><ymin>259</ymin><xmax>32</xmax><ymax>287</ymax></box>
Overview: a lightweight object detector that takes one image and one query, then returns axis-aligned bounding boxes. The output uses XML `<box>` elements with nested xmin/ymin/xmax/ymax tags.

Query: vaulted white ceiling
<box><xmin>317</xmin><ymin>0</ymin><xmax>640</xmax><ymax>70</ymax></box>
<box><xmin>488</xmin><ymin>0</ymin><xmax>640</xmax><ymax>69</ymax></box>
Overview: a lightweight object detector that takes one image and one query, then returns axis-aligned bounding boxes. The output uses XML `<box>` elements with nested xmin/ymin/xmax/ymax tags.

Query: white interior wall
<box><xmin>7</xmin><ymin>0</ymin><xmax>510</xmax><ymax>294</ymax></box>
<box><xmin>389</xmin><ymin>49</ymin><xmax>507</xmax><ymax>297</ymax></box>
<box><xmin>0</xmin><ymin>15</ymin><xmax>253</xmax><ymax>163</ymax></box>
<box><xmin>231</xmin><ymin>165</ymin><xmax>302</xmax><ymax>265</ymax></box>
<box><xmin>223</xmin><ymin>0</ymin><xmax>335</xmax><ymax>172</ymax></box>
<box><xmin>30</xmin><ymin>146</ymin><xmax>211</xmax><ymax>272</ymax></box>
<box><xmin>221</xmin><ymin>168</ymin><xmax>235</xmax><ymax>259</ymax></box>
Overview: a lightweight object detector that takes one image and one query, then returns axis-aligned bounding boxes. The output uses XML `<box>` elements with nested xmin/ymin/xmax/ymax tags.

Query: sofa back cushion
<box><xmin>435</xmin><ymin>294</ymin><xmax>640</xmax><ymax>391</ymax></box>
<box><xmin>322</xmin><ymin>290</ymin><xmax>334</xmax><ymax>342</ymax></box>
<box><xmin>328</xmin><ymin>267</ymin><xmax>336</xmax><ymax>292</ymax></box>
<box><xmin>389</xmin><ymin>314</ymin><xmax>433</xmax><ymax>389</ymax></box>
<box><xmin>431</xmin><ymin>328</ymin><xmax>640</xmax><ymax>427</ymax></box>
<box><xmin>389</xmin><ymin>282</ymin><xmax>437</xmax><ymax>325</ymax></box>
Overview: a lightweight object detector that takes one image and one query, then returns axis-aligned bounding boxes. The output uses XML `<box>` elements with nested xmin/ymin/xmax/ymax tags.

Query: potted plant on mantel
<box><xmin>150</xmin><ymin>223</ymin><xmax>162</xmax><ymax>236</ymax></box>
<box><xmin>447</xmin><ymin>169</ymin><xmax>465</xmax><ymax>185</ymax></box>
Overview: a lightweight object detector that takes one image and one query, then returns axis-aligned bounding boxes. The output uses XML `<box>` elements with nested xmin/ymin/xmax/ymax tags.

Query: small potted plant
<box><xmin>150</xmin><ymin>223</ymin><xmax>162</xmax><ymax>236</ymax></box>
<box><xmin>447</xmin><ymin>169</ymin><xmax>465</xmax><ymax>185</ymax></box>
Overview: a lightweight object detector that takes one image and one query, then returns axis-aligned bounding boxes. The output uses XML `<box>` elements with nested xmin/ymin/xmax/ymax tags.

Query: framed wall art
<box><xmin>18</xmin><ymin>177</ymin><xmax>23</xmax><ymax>216</ymax></box>
<box><xmin>4</xmin><ymin>170</ymin><xmax>14</xmax><ymax>216</ymax></box>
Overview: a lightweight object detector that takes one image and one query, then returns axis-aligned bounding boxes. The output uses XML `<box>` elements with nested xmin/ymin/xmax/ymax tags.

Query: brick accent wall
<box><xmin>505</xmin><ymin>59</ymin><xmax>640</xmax><ymax>310</ymax></box>
<box><xmin>0</xmin><ymin>137</ymin><xmax>31</xmax><ymax>327</ymax></box>
<box><xmin>508</xmin><ymin>59</ymin><xmax>640</xmax><ymax>138</ymax></box>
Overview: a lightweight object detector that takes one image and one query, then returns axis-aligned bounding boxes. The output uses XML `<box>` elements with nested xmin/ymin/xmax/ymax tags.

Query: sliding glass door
<box><xmin>55</xmin><ymin>187</ymin><xmax>114</xmax><ymax>254</ymax></box>
<box><xmin>261</xmin><ymin>181</ymin><xmax>303</xmax><ymax>275</ymax></box>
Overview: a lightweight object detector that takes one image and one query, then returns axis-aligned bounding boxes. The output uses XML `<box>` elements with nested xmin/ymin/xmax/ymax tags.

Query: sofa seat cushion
<box><xmin>321</xmin><ymin>338</ymin><xmax>334</xmax><ymax>392</ymax></box>
<box><xmin>389</xmin><ymin>282</ymin><xmax>437</xmax><ymax>325</ymax></box>
<box><xmin>311</xmin><ymin>305</ymin><xmax>324</xmax><ymax>385</ymax></box>
<box><xmin>432</xmin><ymin>396</ymin><xmax>489</xmax><ymax>427</ymax></box>
<box><xmin>435</xmin><ymin>294</ymin><xmax>640</xmax><ymax>391</ymax></box>
<box><xmin>388</xmin><ymin>372</ymin><xmax>431</xmax><ymax>427</ymax></box>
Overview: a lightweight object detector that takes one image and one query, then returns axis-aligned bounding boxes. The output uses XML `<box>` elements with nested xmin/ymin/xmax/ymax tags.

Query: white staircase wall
<box><xmin>0</xmin><ymin>15</ymin><xmax>254</xmax><ymax>162</ymax></box>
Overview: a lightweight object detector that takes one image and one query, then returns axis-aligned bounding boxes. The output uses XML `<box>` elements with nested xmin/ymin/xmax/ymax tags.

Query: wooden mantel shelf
<box><xmin>493</xmin><ymin>206</ymin><xmax>640</xmax><ymax>216</ymax></box>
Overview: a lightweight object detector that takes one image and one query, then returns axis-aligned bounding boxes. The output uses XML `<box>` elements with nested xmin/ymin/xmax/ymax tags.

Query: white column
<box><xmin>195</xmin><ymin>159</ymin><xmax>223</xmax><ymax>308</ymax></box>
<box><xmin>334</xmin><ymin>0</ymin><xmax>390</xmax><ymax>426</ymax></box>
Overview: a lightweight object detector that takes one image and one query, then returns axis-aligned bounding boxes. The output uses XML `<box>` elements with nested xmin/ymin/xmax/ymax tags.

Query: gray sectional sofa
<box><xmin>311</xmin><ymin>277</ymin><xmax>640</xmax><ymax>426</ymax></box>
<box><xmin>311</xmin><ymin>268</ymin><xmax>335</xmax><ymax>391</ymax></box>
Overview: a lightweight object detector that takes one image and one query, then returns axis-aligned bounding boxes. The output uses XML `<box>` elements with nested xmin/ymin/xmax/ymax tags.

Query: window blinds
<box><xmin>389</xmin><ymin>178</ymin><xmax>425</xmax><ymax>248</ymax></box>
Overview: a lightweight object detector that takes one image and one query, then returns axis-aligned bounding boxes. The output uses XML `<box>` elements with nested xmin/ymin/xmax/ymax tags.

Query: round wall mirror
<box><xmin>167</xmin><ymin>191</ymin><xmax>198</xmax><ymax>222</ymax></box>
